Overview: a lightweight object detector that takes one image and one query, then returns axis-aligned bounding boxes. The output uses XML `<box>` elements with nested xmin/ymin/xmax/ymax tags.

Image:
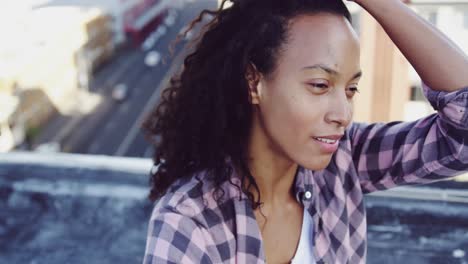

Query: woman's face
<box><xmin>253</xmin><ymin>13</ymin><xmax>361</xmax><ymax>170</ymax></box>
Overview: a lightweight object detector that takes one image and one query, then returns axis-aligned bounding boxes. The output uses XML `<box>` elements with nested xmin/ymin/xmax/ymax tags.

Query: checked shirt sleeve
<box><xmin>142</xmin><ymin>206</ymin><xmax>215</xmax><ymax>264</ymax></box>
<box><xmin>349</xmin><ymin>83</ymin><xmax>468</xmax><ymax>193</ymax></box>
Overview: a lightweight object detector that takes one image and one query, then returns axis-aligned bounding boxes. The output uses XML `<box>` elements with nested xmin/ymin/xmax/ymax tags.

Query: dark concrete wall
<box><xmin>1</xmin><ymin>152</ymin><xmax>467</xmax><ymax>263</ymax></box>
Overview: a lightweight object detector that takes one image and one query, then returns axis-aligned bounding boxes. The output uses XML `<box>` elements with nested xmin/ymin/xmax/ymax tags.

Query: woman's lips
<box><xmin>312</xmin><ymin>135</ymin><xmax>342</xmax><ymax>153</ymax></box>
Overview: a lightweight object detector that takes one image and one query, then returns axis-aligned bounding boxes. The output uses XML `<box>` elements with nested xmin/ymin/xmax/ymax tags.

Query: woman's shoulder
<box><xmin>152</xmin><ymin>171</ymin><xmax>210</xmax><ymax>216</ymax></box>
<box><xmin>151</xmin><ymin>169</ymin><xmax>242</xmax><ymax>221</ymax></box>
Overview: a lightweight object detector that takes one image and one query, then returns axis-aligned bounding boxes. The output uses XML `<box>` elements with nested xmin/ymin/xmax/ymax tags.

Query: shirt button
<box><xmin>304</xmin><ymin>191</ymin><xmax>312</xmax><ymax>200</ymax></box>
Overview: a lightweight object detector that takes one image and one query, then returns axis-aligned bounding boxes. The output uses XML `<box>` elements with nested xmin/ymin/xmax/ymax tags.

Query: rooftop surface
<box><xmin>1</xmin><ymin>152</ymin><xmax>467</xmax><ymax>263</ymax></box>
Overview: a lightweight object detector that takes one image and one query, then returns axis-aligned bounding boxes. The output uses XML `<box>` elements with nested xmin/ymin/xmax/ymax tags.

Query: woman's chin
<box><xmin>299</xmin><ymin>156</ymin><xmax>333</xmax><ymax>171</ymax></box>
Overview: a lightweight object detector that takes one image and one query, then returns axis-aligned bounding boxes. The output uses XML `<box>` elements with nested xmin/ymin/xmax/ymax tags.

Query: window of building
<box><xmin>464</xmin><ymin>11</ymin><xmax>468</xmax><ymax>29</ymax></box>
<box><xmin>410</xmin><ymin>85</ymin><xmax>426</xmax><ymax>102</ymax></box>
<box><xmin>428</xmin><ymin>11</ymin><xmax>438</xmax><ymax>25</ymax></box>
<box><xmin>351</xmin><ymin>11</ymin><xmax>361</xmax><ymax>35</ymax></box>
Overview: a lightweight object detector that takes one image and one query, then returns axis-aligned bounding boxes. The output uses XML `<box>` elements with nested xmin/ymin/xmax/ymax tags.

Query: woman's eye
<box><xmin>346</xmin><ymin>86</ymin><xmax>360</xmax><ymax>97</ymax></box>
<box><xmin>309</xmin><ymin>83</ymin><xmax>329</xmax><ymax>89</ymax></box>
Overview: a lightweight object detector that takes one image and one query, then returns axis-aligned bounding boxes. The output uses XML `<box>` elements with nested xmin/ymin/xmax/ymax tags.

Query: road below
<box><xmin>36</xmin><ymin>0</ymin><xmax>217</xmax><ymax>158</ymax></box>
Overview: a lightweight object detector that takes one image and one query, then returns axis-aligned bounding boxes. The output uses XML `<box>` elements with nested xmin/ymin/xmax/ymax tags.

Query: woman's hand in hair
<box><xmin>347</xmin><ymin>0</ymin><xmax>468</xmax><ymax>91</ymax></box>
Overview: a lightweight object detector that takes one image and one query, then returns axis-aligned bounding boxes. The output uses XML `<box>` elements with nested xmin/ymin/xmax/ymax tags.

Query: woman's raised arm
<box><xmin>351</xmin><ymin>0</ymin><xmax>468</xmax><ymax>91</ymax></box>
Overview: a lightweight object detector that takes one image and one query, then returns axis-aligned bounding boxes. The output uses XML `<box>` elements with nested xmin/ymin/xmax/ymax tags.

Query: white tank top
<box><xmin>291</xmin><ymin>208</ymin><xmax>316</xmax><ymax>264</ymax></box>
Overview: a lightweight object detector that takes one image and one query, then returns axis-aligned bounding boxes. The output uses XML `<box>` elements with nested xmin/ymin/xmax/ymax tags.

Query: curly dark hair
<box><xmin>142</xmin><ymin>0</ymin><xmax>352</xmax><ymax>208</ymax></box>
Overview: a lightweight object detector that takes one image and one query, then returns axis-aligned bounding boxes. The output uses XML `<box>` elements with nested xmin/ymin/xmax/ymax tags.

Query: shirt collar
<box><xmin>294</xmin><ymin>166</ymin><xmax>315</xmax><ymax>206</ymax></box>
<box><xmin>226</xmin><ymin>159</ymin><xmax>316</xmax><ymax>206</ymax></box>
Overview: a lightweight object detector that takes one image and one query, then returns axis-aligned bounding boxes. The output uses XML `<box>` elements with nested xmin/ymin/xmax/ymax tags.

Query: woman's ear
<box><xmin>245</xmin><ymin>63</ymin><xmax>262</xmax><ymax>105</ymax></box>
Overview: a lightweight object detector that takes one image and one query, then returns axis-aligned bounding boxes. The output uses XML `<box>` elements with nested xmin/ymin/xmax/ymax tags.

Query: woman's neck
<box><xmin>248</xmin><ymin>155</ymin><xmax>299</xmax><ymax>206</ymax></box>
<box><xmin>246</xmin><ymin>115</ymin><xmax>299</xmax><ymax>207</ymax></box>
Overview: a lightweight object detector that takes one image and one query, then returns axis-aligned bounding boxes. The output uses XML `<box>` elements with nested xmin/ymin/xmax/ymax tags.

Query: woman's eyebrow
<box><xmin>302</xmin><ymin>64</ymin><xmax>362</xmax><ymax>80</ymax></box>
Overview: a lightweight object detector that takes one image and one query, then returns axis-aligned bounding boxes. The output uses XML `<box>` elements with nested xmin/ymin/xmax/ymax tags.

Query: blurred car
<box><xmin>164</xmin><ymin>10</ymin><xmax>177</xmax><ymax>27</ymax></box>
<box><xmin>35</xmin><ymin>142</ymin><xmax>61</xmax><ymax>153</ymax></box>
<box><xmin>112</xmin><ymin>84</ymin><xmax>129</xmax><ymax>102</ymax></box>
<box><xmin>144</xmin><ymin>51</ymin><xmax>161</xmax><ymax>67</ymax></box>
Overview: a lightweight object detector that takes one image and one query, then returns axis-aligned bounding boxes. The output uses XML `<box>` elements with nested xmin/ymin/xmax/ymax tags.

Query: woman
<box><xmin>142</xmin><ymin>0</ymin><xmax>468</xmax><ymax>263</ymax></box>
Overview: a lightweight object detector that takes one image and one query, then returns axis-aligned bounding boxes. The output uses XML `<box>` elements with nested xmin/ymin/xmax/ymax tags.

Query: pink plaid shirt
<box><xmin>143</xmin><ymin>83</ymin><xmax>468</xmax><ymax>263</ymax></box>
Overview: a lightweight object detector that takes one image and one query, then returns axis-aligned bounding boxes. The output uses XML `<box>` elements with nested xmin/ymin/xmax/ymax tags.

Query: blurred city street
<box><xmin>31</xmin><ymin>0</ymin><xmax>217</xmax><ymax>158</ymax></box>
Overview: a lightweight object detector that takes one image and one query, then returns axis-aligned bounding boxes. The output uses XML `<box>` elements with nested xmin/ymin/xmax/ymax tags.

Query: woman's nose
<box><xmin>324</xmin><ymin>92</ymin><xmax>352</xmax><ymax>128</ymax></box>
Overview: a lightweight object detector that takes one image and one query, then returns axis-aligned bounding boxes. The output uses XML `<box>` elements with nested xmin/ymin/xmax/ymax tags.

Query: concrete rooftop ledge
<box><xmin>0</xmin><ymin>152</ymin><xmax>153</xmax><ymax>193</ymax></box>
<box><xmin>0</xmin><ymin>151</ymin><xmax>153</xmax><ymax>176</ymax></box>
<box><xmin>0</xmin><ymin>152</ymin><xmax>467</xmax><ymax>263</ymax></box>
<box><xmin>0</xmin><ymin>152</ymin><xmax>155</xmax><ymax>264</ymax></box>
